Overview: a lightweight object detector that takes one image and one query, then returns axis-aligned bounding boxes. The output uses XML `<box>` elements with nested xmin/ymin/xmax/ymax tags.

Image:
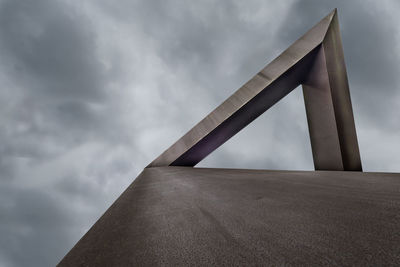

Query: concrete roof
<box><xmin>59</xmin><ymin>167</ymin><xmax>400</xmax><ymax>266</ymax></box>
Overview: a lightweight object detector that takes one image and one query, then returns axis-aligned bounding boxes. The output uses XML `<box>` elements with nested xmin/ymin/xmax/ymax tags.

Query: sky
<box><xmin>1</xmin><ymin>0</ymin><xmax>400</xmax><ymax>266</ymax></box>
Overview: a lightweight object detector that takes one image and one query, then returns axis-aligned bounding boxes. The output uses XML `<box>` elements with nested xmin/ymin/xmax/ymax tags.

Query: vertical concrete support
<box><xmin>322</xmin><ymin>13</ymin><xmax>362</xmax><ymax>171</ymax></box>
<box><xmin>302</xmin><ymin>12</ymin><xmax>362</xmax><ymax>171</ymax></box>
<box><xmin>302</xmin><ymin>46</ymin><xmax>344</xmax><ymax>170</ymax></box>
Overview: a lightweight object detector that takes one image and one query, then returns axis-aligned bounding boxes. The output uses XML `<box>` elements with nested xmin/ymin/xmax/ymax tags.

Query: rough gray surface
<box><xmin>59</xmin><ymin>167</ymin><xmax>400</xmax><ymax>266</ymax></box>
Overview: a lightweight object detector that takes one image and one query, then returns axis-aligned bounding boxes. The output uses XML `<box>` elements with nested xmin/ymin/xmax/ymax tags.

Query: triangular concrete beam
<box><xmin>149</xmin><ymin>9</ymin><xmax>362</xmax><ymax>171</ymax></box>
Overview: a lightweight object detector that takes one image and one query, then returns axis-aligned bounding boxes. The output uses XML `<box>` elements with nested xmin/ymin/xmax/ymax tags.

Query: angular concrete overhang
<box><xmin>149</xmin><ymin>9</ymin><xmax>362</xmax><ymax>171</ymax></box>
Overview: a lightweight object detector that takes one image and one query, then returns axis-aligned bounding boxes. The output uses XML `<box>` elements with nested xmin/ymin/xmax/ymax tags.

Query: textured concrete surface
<box><xmin>59</xmin><ymin>167</ymin><xmax>400</xmax><ymax>266</ymax></box>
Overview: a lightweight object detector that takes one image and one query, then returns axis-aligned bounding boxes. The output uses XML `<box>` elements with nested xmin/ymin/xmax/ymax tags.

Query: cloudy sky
<box><xmin>1</xmin><ymin>0</ymin><xmax>400</xmax><ymax>266</ymax></box>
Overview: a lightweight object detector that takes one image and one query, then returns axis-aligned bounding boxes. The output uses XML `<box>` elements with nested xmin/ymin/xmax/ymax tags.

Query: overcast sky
<box><xmin>1</xmin><ymin>0</ymin><xmax>400</xmax><ymax>266</ymax></box>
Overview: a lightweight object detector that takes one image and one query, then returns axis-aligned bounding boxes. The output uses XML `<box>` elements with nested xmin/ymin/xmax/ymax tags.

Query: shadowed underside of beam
<box><xmin>58</xmin><ymin>167</ymin><xmax>400</xmax><ymax>266</ymax></box>
<box><xmin>148</xmin><ymin>9</ymin><xmax>362</xmax><ymax>171</ymax></box>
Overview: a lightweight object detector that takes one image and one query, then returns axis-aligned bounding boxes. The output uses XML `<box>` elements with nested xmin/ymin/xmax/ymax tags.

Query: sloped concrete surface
<box><xmin>59</xmin><ymin>167</ymin><xmax>400</xmax><ymax>266</ymax></box>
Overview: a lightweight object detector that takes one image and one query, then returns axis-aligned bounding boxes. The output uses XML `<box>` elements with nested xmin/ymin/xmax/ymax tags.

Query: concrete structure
<box><xmin>58</xmin><ymin>9</ymin><xmax>400</xmax><ymax>266</ymax></box>
<box><xmin>148</xmin><ymin>9</ymin><xmax>361</xmax><ymax>172</ymax></box>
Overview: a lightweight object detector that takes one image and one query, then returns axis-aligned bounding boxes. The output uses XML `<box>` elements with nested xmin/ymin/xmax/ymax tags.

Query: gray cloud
<box><xmin>0</xmin><ymin>0</ymin><xmax>105</xmax><ymax>101</ymax></box>
<box><xmin>0</xmin><ymin>0</ymin><xmax>399</xmax><ymax>266</ymax></box>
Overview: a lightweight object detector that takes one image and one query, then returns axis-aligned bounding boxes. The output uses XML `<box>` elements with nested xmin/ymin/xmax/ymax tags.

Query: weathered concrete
<box><xmin>58</xmin><ymin>167</ymin><xmax>400</xmax><ymax>266</ymax></box>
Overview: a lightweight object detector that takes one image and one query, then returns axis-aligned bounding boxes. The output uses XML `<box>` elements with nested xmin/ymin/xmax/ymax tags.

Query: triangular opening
<box><xmin>197</xmin><ymin>86</ymin><xmax>314</xmax><ymax>170</ymax></box>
